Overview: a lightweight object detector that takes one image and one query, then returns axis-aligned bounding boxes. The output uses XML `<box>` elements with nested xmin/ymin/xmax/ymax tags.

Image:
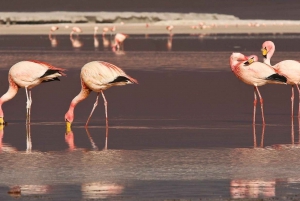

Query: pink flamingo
<box><xmin>102</xmin><ymin>27</ymin><xmax>109</xmax><ymax>36</ymax></box>
<box><xmin>64</xmin><ymin>61</ymin><xmax>137</xmax><ymax>128</ymax></box>
<box><xmin>112</xmin><ymin>33</ymin><xmax>128</xmax><ymax>51</ymax></box>
<box><xmin>166</xmin><ymin>25</ymin><xmax>174</xmax><ymax>35</ymax></box>
<box><xmin>262</xmin><ymin>40</ymin><xmax>300</xmax><ymax>117</ymax></box>
<box><xmin>70</xmin><ymin>26</ymin><xmax>82</xmax><ymax>38</ymax></box>
<box><xmin>0</xmin><ymin>60</ymin><xmax>66</xmax><ymax>125</ymax></box>
<box><xmin>49</xmin><ymin>26</ymin><xmax>59</xmax><ymax>38</ymax></box>
<box><xmin>230</xmin><ymin>53</ymin><xmax>287</xmax><ymax>125</ymax></box>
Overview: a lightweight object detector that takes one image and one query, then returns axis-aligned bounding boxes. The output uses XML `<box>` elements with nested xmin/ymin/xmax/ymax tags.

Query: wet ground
<box><xmin>1</xmin><ymin>33</ymin><xmax>300</xmax><ymax>200</ymax></box>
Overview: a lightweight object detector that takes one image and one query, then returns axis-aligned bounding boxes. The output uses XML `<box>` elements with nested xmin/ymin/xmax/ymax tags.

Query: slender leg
<box><xmin>255</xmin><ymin>86</ymin><xmax>265</xmax><ymax>125</ymax></box>
<box><xmin>296</xmin><ymin>85</ymin><xmax>300</xmax><ymax>118</ymax></box>
<box><xmin>253</xmin><ymin>124</ymin><xmax>257</xmax><ymax>148</ymax></box>
<box><xmin>85</xmin><ymin>93</ymin><xmax>100</xmax><ymax>127</ymax></box>
<box><xmin>26</xmin><ymin>123</ymin><xmax>32</xmax><ymax>153</ymax></box>
<box><xmin>291</xmin><ymin>113</ymin><xmax>295</xmax><ymax>146</ymax></box>
<box><xmin>25</xmin><ymin>87</ymin><xmax>31</xmax><ymax>124</ymax></box>
<box><xmin>85</xmin><ymin>127</ymin><xmax>98</xmax><ymax>150</ymax></box>
<box><xmin>291</xmin><ymin>85</ymin><xmax>295</xmax><ymax>118</ymax></box>
<box><xmin>101</xmin><ymin>91</ymin><xmax>108</xmax><ymax>126</ymax></box>
<box><xmin>260</xmin><ymin>123</ymin><xmax>265</xmax><ymax>148</ymax></box>
<box><xmin>253</xmin><ymin>87</ymin><xmax>257</xmax><ymax>125</ymax></box>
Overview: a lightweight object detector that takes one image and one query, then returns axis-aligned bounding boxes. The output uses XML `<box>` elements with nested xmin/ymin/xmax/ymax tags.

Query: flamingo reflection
<box><xmin>48</xmin><ymin>34</ymin><xmax>58</xmax><ymax>48</ymax></box>
<box><xmin>102</xmin><ymin>35</ymin><xmax>110</xmax><ymax>50</ymax></box>
<box><xmin>0</xmin><ymin>125</ymin><xmax>17</xmax><ymax>153</ymax></box>
<box><xmin>167</xmin><ymin>35</ymin><xmax>173</xmax><ymax>51</ymax></box>
<box><xmin>81</xmin><ymin>182</ymin><xmax>123</xmax><ymax>199</ymax></box>
<box><xmin>230</xmin><ymin>179</ymin><xmax>275</xmax><ymax>198</ymax></box>
<box><xmin>8</xmin><ymin>184</ymin><xmax>50</xmax><ymax>198</ymax></box>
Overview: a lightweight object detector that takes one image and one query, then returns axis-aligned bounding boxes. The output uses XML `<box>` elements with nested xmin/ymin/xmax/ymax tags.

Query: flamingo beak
<box><xmin>261</xmin><ymin>48</ymin><xmax>268</xmax><ymax>58</ymax></box>
<box><xmin>0</xmin><ymin>117</ymin><xmax>6</xmax><ymax>126</ymax></box>
<box><xmin>245</xmin><ymin>57</ymin><xmax>255</xmax><ymax>65</ymax></box>
<box><xmin>66</xmin><ymin>121</ymin><xmax>72</xmax><ymax>132</ymax></box>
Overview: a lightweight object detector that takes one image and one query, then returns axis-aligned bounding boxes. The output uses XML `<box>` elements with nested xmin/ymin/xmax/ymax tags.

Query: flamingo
<box><xmin>64</xmin><ymin>61</ymin><xmax>137</xmax><ymax>128</ymax></box>
<box><xmin>0</xmin><ymin>60</ymin><xmax>66</xmax><ymax>125</ymax></box>
<box><xmin>102</xmin><ymin>27</ymin><xmax>109</xmax><ymax>36</ymax></box>
<box><xmin>166</xmin><ymin>25</ymin><xmax>174</xmax><ymax>35</ymax></box>
<box><xmin>49</xmin><ymin>26</ymin><xmax>59</xmax><ymax>38</ymax></box>
<box><xmin>112</xmin><ymin>33</ymin><xmax>128</xmax><ymax>51</ymax></box>
<box><xmin>261</xmin><ymin>40</ymin><xmax>300</xmax><ymax>117</ymax></box>
<box><xmin>70</xmin><ymin>26</ymin><xmax>82</xmax><ymax>38</ymax></box>
<box><xmin>230</xmin><ymin>53</ymin><xmax>287</xmax><ymax>125</ymax></box>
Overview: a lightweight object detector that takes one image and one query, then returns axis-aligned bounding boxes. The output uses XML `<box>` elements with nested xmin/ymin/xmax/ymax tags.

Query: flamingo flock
<box><xmin>1</xmin><ymin>24</ymin><xmax>299</xmax><ymax>131</ymax></box>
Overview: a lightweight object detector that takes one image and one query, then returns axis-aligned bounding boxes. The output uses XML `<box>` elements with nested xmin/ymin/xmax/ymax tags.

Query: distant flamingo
<box><xmin>70</xmin><ymin>26</ymin><xmax>82</xmax><ymax>38</ymax></box>
<box><xmin>166</xmin><ymin>25</ymin><xmax>174</xmax><ymax>35</ymax></box>
<box><xmin>65</xmin><ymin>61</ymin><xmax>137</xmax><ymax>128</ymax></box>
<box><xmin>0</xmin><ymin>61</ymin><xmax>66</xmax><ymax>125</ymax></box>
<box><xmin>230</xmin><ymin>53</ymin><xmax>287</xmax><ymax>125</ymax></box>
<box><xmin>102</xmin><ymin>27</ymin><xmax>109</xmax><ymax>36</ymax></box>
<box><xmin>49</xmin><ymin>26</ymin><xmax>59</xmax><ymax>38</ymax></box>
<box><xmin>262</xmin><ymin>40</ymin><xmax>300</xmax><ymax>117</ymax></box>
<box><xmin>112</xmin><ymin>33</ymin><xmax>128</xmax><ymax>51</ymax></box>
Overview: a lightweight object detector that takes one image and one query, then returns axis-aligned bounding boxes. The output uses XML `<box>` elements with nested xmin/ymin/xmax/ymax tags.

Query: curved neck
<box><xmin>0</xmin><ymin>77</ymin><xmax>18</xmax><ymax>117</ymax></box>
<box><xmin>65</xmin><ymin>80</ymin><xmax>90</xmax><ymax>122</ymax></box>
<box><xmin>264</xmin><ymin>46</ymin><xmax>275</xmax><ymax>66</ymax></box>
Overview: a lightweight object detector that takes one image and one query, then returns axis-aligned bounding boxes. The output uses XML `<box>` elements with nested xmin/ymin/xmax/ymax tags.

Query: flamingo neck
<box><xmin>0</xmin><ymin>78</ymin><xmax>18</xmax><ymax>117</ymax></box>
<box><xmin>264</xmin><ymin>45</ymin><xmax>275</xmax><ymax>66</ymax></box>
<box><xmin>65</xmin><ymin>82</ymin><xmax>90</xmax><ymax>123</ymax></box>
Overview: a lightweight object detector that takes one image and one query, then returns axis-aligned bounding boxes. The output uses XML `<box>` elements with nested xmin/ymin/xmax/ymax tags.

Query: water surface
<box><xmin>0</xmin><ymin>34</ymin><xmax>300</xmax><ymax>200</ymax></box>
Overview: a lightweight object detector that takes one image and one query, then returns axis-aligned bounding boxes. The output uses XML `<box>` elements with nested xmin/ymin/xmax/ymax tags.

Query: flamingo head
<box><xmin>261</xmin><ymin>41</ymin><xmax>275</xmax><ymax>58</ymax></box>
<box><xmin>65</xmin><ymin>111</ymin><xmax>74</xmax><ymax>132</ymax></box>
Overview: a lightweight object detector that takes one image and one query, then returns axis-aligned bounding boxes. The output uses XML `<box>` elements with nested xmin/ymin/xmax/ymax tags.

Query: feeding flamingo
<box><xmin>230</xmin><ymin>53</ymin><xmax>287</xmax><ymax>125</ymax></box>
<box><xmin>112</xmin><ymin>33</ymin><xmax>128</xmax><ymax>51</ymax></box>
<box><xmin>0</xmin><ymin>60</ymin><xmax>66</xmax><ymax>125</ymax></box>
<box><xmin>64</xmin><ymin>61</ymin><xmax>137</xmax><ymax>129</ymax></box>
<box><xmin>261</xmin><ymin>40</ymin><xmax>300</xmax><ymax>117</ymax></box>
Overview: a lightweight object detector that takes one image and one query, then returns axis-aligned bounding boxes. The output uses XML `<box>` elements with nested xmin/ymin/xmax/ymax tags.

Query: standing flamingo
<box><xmin>230</xmin><ymin>53</ymin><xmax>287</xmax><ymax>125</ymax></box>
<box><xmin>49</xmin><ymin>26</ymin><xmax>59</xmax><ymax>38</ymax></box>
<box><xmin>261</xmin><ymin>40</ymin><xmax>300</xmax><ymax>117</ymax></box>
<box><xmin>65</xmin><ymin>61</ymin><xmax>137</xmax><ymax>128</ymax></box>
<box><xmin>166</xmin><ymin>25</ymin><xmax>174</xmax><ymax>35</ymax></box>
<box><xmin>70</xmin><ymin>26</ymin><xmax>82</xmax><ymax>38</ymax></box>
<box><xmin>112</xmin><ymin>33</ymin><xmax>128</xmax><ymax>51</ymax></box>
<box><xmin>0</xmin><ymin>60</ymin><xmax>66</xmax><ymax>125</ymax></box>
<box><xmin>94</xmin><ymin>26</ymin><xmax>99</xmax><ymax>37</ymax></box>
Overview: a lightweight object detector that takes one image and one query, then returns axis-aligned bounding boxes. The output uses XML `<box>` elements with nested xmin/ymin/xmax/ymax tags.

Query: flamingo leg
<box><xmin>291</xmin><ymin>113</ymin><xmax>295</xmax><ymax>145</ymax></box>
<box><xmin>253</xmin><ymin>87</ymin><xmax>257</xmax><ymax>125</ymax></box>
<box><xmin>292</xmin><ymin>85</ymin><xmax>294</xmax><ymax>118</ymax></box>
<box><xmin>296</xmin><ymin>85</ymin><xmax>300</xmax><ymax>118</ymax></box>
<box><xmin>253</xmin><ymin>124</ymin><xmax>257</xmax><ymax>148</ymax></box>
<box><xmin>85</xmin><ymin>92</ymin><xmax>100</xmax><ymax>127</ymax></box>
<box><xmin>260</xmin><ymin>123</ymin><xmax>265</xmax><ymax>148</ymax></box>
<box><xmin>101</xmin><ymin>91</ymin><xmax>108</xmax><ymax>122</ymax></box>
<box><xmin>25</xmin><ymin>87</ymin><xmax>32</xmax><ymax>124</ymax></box>
<box><xmin>255</xmin><ymin>86</ymin><xmax>265</xmax><ymax>125</ymax></box>
<box><xmin>26</xmin><ymin>123</ymin><xmax>32</xmax><ymax>153</ymax></box>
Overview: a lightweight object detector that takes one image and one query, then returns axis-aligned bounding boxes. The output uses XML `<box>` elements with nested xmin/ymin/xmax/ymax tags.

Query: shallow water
<box><xmin>1</xmin><ymin>33</ymin><xmax>300</xmax><ymax>200</ymax></box>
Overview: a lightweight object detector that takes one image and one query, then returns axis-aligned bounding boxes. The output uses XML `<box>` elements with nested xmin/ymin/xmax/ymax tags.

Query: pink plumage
<box><xmin>0</xmin><ymin>60</ymin><xmax>66</xmax><ymax>124</ymax></box>
<box><xmin>262</xmin><ymin>40</ymin><xmax>300</xmax><ymax>117</ymax></box>
<box><xmin>230</xmin><ymin>52</ymin><xmax>286</xmax><ymax>125</ymax></box>
<box><xmin>65</xmin><ymin>61</ymin><xmax>137</xmax><ymax>127</ymax></box>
